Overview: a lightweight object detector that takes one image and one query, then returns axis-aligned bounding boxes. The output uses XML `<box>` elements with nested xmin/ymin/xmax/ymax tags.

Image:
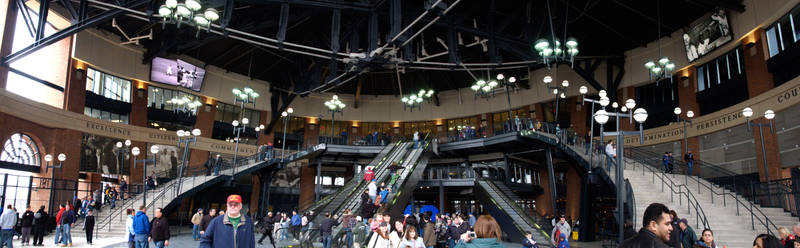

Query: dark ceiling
<box><xmin>96</xmin><ymin>0</ymin><xmax>745</xmax><ymax>96</ymax></box>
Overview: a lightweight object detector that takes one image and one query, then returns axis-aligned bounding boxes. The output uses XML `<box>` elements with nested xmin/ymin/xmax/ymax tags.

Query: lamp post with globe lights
<box><xmin>231</xmin><ymin>118</ymin><xmax>250</xmax><ymax>176</ymax></box>
<box><xmin>543</xmin><ymin>76</ymin><xmax>571</xmax><ymax>122</ymax></box>
<box><xmin>743</xmin><ymin>107</ymin><xmax>777</xmax><ymax>202</ymax></box>
<box><xmin>594</xmin><ymin>104</ymin><xmax>648</xmax><ymax>245</ymax></box>
<box><xmin>175</xmin><ymin>129</ymin><xmax>200</xmax><ymax>191</ymax></box>
<box><xmin>673</xmin><ymin>107</ymin><xmax>695</xmax><ymax>154</ymax></box>
<box><xmin>579</xmin><ymin>87</ymin><xmax>609</xmax><ymax>158</ymax></box>
<box><xmin>115</xmin><ymin>139</ymin><xmax>132</xmax><ymax>175</ymax></box>
<box><xmin>132</xmin><ymin>145</ymin><xmax>160</xmax><ymax>207</ymax></box>
<box><xmin>401</xmin><ymin>89</ymin><xmax>434</xmax><ymax>112</ymax></box>
<box><xmin>280</xmin><ymin>108</ymin><xmax>294</xmax><ymax>162</ymax></box>
<box><xmin>45</xmin><ymin>153</ymin><xmax>66</xmax><ymax>213</ymax></box>
<box><xmin>324</xmin><ymin>95</ymin><xmax>346</xmax><ymax>144</ymax></box>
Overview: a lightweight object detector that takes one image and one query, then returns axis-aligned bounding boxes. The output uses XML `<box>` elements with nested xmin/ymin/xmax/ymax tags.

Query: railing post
<box><xmin>750</xmin><ymin>198</ymin><xmax>755</xmax><ymax>230</ymax></box>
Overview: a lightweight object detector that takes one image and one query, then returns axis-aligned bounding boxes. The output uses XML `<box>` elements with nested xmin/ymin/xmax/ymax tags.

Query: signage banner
<box><xmin>610</xmin><ymin>76</ymin><xmax>800</xmax><ymax>146</ymax></box>
<box><xmin>0</xmin><ymin>88</ymin><xmax>257</xmax><ymax>156</ymax></box>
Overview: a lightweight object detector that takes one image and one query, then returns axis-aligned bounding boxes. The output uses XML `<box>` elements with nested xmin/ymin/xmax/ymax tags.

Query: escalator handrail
<box><xmin>480</xmin><ymin>179</ymin><xmax>551</xmax><ymax>241</ymax></box>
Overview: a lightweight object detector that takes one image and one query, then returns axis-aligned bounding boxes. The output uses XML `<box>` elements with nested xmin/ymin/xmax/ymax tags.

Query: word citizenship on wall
<box><xmin>0</xmin><ymin>88</ymin><xmax>257</xmax><ymax>156</ymax></box>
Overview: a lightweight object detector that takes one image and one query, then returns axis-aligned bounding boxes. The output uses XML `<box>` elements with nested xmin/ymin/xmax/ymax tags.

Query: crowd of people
<box><xmin>621</xmin><ymin>202</ymin><xmax>800</xmax><ymax>248</ymax></box>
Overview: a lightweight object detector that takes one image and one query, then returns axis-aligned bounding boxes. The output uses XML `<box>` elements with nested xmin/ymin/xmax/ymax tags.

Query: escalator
<box><xmin>302</xmin><ymin>140</ymin><xmax>402</xmax><ymax>215</ymax></box>
<box><xmin>305</xmin><ymin>140</ymin><xmax>411</xmax><ymax>220</ymax></box>
<box><xmin>475</xmin><ymin>179</ymin><xmax>552</xmax><ymax>246</ymax></box>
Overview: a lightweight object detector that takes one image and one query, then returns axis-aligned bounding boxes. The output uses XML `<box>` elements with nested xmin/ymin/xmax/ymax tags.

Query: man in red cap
<box><xmin>199</xmin><ymin>194</ymin><xmax>255</xmax><ymax>248</ymax></box>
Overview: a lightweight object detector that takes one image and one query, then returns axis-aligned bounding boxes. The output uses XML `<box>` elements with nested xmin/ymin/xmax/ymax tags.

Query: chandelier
<box><xmin>643</xmin><ymin>0</ymin><xmax>674</xmax><ymax>81</ymax></box>
<box><xmin>158</xmin><ymin>0</ymin><xmax>220</xmax><ymax>35</ymax></box>
<box><xmin>534</xmin><ymin>37</ymin><xmax>579</xmax><ymax>67</ymax></box>
<box><xmin>401</xmin><ymin>89</ymin><xmax>434</xmax><ymax>111</ymax></box>
<box><xmin>167</xmin><ymin>96</ymin><xmax>202</xmax><ymax>115</ymax></box>
<box><xmin>470</xmin><ymin>74</ymin><xmax>516</xmax><ymax>100</ymax></box>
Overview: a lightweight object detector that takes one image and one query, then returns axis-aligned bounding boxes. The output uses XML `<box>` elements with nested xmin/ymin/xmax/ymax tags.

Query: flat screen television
<box><xmin>682</xmin><ymin>8</ymin><xmax>733</xmax><ymax>62</ymax></box>
<box><xmin>150</xmin><ymin>57</ymin><xmax>206</xmax><ymax>91</ymax></box>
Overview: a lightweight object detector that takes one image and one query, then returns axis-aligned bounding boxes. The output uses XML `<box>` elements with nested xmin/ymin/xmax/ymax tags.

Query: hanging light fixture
<box><xmin>534</xmin><ymin>0</ymin><xmax>579</xmax><ymax>68</ymax></box>
<box><xmin>158</xmin><ymin>0</ymin><xmax>221</xmax><ymax>36</ymax></box>
<box><xmin>401</xmin><ymin>89</ymin><xmax>434</xmax><ymax>111</ymax></box>
<box><xmin>471</xmin><ymin>73</ymin><xmax>518</xmax><ymax>100</ymax></box>
<box><xmin>643</xmin><ymin>0</ymin><xmax>675</xmax><ymax>81</ymax></box>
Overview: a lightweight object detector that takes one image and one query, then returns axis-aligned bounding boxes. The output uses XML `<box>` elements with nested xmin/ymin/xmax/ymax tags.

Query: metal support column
<box><xmin>438</xmin><ymin>181</ymin><xmax>445</xmax><ymax>214</ymax></box>
<box><xmin>503</xmin><ymin>155</ymin><xmax>511</xmax><ymax>184</ymax></box>
<box><xmin>315</xmin><ymin>159</ymin><xmax>322</xmax><ymax>201</ymax></box>
<box><xmin>545</xmin><ymin>146</ymin><xmax>558</xmax><ymax>215</ymax></box>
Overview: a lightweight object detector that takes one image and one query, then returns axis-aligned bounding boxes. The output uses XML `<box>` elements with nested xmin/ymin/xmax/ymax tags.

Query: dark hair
<box><xmin>699</xmin><ymin>229</ymin><xmax>715</xmax><ymax>247</ymax></box>
<box><xmin>139</xmin><ymin>205</ymin><xmax>146</xmax><ymax>210</ymax></box>
<box><xmin>126</xmin><ymin>208</ymin><xmax>134</xmax><ymax>215</ymax></box>
<box><xmin>642</xmin><ymin>203</ymin><xmax>670</xmax><ymax>228</ymax></box>
<box><xmin>525</xmin><ymin>231</ymin><xmax>532</xmax><ymax>235</ymax></box>
<box><xmin>754</xmin><ymin>234</ymin><xmax>782</xmax><ymax>248</ymax></box>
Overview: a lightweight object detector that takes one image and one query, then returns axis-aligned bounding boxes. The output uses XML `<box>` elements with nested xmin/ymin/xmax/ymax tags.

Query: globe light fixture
<box><xmin>534</xmin><ymin>37</ymin><xmax>579</xmax><ymax>67</ymax></box>
<box><xmin>686</xmin><ymin>111</ymin><xmax>694</xmax><ymax>118</ymax></box>
<box><xmin>633</xmin><ymin>108</ymin><xmax>648</xmax><ymax>123</ymax></box>
<box><xmin>764</xmin><ymin>110</ymin><xmax>775</xmax><ymax>120</ymax></box>
<box><xmin>594</xmin><ymin>110</ymin><xmax>609</xmax><ymax>125</ymax></box>
<box><xmin>158</xmin><ymin>0</ymin><xmax>221</xmax><ymax>34</ymax></box>
<box><xmin>673</xmin><ymin>107</ymin><xmax>682</xmax><ymax>115</ymax></box>
<box><xmin>743</xmin><ymin>106</ymin><xmax>777</xmax><ymax>189</ymax></box>
<box><xmin>402</xmin><ymin>89</ymin><xmax>434</xmax><ymax>111</ymax></box>
<box><xmin>599</xmin><ymin>96</ymin><xmax>610</xmax><ymax>107</ymax></box>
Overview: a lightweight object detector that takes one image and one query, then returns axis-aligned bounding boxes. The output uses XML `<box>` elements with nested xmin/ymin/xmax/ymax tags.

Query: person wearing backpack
<box><xmin>32</xmin><ymin>206</ymin><xmax>46</xmax><ymax>246</ymax></box>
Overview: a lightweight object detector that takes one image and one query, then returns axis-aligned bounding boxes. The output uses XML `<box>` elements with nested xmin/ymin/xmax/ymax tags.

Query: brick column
<box><xmin>742</xmin><ymin>28</ymin><xmax>784</xmax><ymax>180</ymax></box>
<box><xmin>250</xmin><ymin>174</ymin><xmax>262</xmax><ymax>214</ymax></box>
<box><xmin>569</xmin><ymin>96</ymin><xmax>588</xmax><ymax>135</ymax></box>
<box><xmin>676</xmin><ymin>67</ymin><xmax>702</xmax><ymax>175</ymax></box>
<box><xmin>63</xmin><ymin>63</ymin><xmax>86</xmax><ymax>114</ymax></box>
<box><xmin>534</xmin><ymin>103</ymin><xmax>545</xmax><ymax>122</ymax></box>
<box><xmin>128</xmin><ymin>84</ymin><xmax>149</xmax><ymax>184</ymax></box>
<box><xmin>534</xmin><ymin>165</ymin><xmax>554</xmax><ymax>217</ymax></box>
<box><xmin>257</xmin><ymin>110</ymin><xmax>273</xmax><ymax>145</ymax></box>
<box><xmin>188</xmin><ymin>98</ymin><xmax>216</xmax><ymax>170</ymax></box>
<box><xmin>564</xmin><ymin>166</ymin><xmax>582</xmax><ymax>223</ymax></box>
<box><xmin>298</xmin><ymin>162</ymin><xmax>315</xmax><ymax>210</ymax></box>
<box><xmin>304</xmin><ymin>118</ymin><xmax>320</xmax><ymax>147</ymax></box>
<box><xmin>752</xmin><ymin>118</ymin><xmax>783</xmax><ymax>181</ymax></box>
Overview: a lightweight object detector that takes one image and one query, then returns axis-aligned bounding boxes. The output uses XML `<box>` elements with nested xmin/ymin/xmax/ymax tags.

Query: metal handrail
<box><xmin>624</xmin><ymin>157</ymin><xmax>711</xmax><ymax>231</ymax></box>
<box><xmin>626</xmin><ymin>149</ymin><xmax>780</xmax><ymax>235</ymax></box>
<box><xmin>480</xmin><ymin>178</ymin><xmax>551</xmax><ymax>242</ymax></box>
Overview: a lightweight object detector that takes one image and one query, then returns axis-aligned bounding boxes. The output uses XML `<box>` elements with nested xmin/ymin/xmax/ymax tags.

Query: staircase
<box><xmin>519</xmin><ymin>124</ymin><xmax>789</xmax><ymax>246</ymax></box>
<box><xmin>475</xmin><ymin>180</ymin><xmax>551</xmax><ymax>246</ymax></box>
<box><xmin>624</xmin><ymin>159</ymin><xmax>793</xmax><ymax>247</ymax></box>
<box><xmin>71</xmin><ymin>149</ymin><xmax>311</xmax><ymax>238</ymax></box>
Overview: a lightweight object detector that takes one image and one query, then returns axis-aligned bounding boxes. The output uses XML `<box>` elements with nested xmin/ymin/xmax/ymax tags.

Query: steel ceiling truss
<box><xmin>2</xmin><ymin>0</ymin><xmax>149</xmax><ymax>66</ymax></box>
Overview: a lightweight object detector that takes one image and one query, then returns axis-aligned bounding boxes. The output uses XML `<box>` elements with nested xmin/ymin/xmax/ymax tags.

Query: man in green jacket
<box><xmin>678</xmin><ymin>218</ymin><xmax>697</xmax><ymax>248</ymax></box>
<box><xmin>389</xmin><ymin>170</ymin><xmax>400</xmax><ymax>191</ymax></box>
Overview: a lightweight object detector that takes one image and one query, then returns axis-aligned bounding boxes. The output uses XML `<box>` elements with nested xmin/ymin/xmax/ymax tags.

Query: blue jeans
<box><xmin>345</xmin><ymin>229</ymin><xmax>353</xmax><ymax>248</ymax></box>
<box><xmin>280</xmin><ymin>228</ymin><xmax>288</xmax><ymax>240</ymax></box>
<box><xmin>214</xmin><ymin>166</ymin><xmax>219</xmax><ymax>176</ymax></box>
<box><xmin>1</xmin><ymin>229</ymin><xmax>13</xmax><ymax>248</ymax></box>
<box><xmin>449</xmin><ymin>239</ymin><xmax>456</xmax><ymax>248</ymax></box>
<box><xmin>62</xmin><ymin>224</ymin><xmax>72</xmax><ymax>244</ymax></box>
<box><xmin>134</xmin><ymin>233</ymin><xmax>149</xmax><ymax>248</ymax></box>
<box><xmin>154</xmin><ymin>240</ymin><xmax>165</xmax><ymax>248</ymax></box>
<box><xmin>687</xmin><ymin>161</ymin><xmax>694</xmax><ymax>175</ymax></box>
<box><xmin>664</xmin><ymin>162</ymin><xmax>670</xmax><ymax>172</ymax></box>
<box><xmin>54</xmin><ymin>225</ymin><xmax>62</xmax><ymax>244</ymax></box>
<box><xmin>193</xmin><ymin>224</ymin><xmax>200</xmax><ymax>240</ymax></box>
<box><xmin>322</xmin><ymin>235</ymin><xmax>332</xmax><ymax>248</ymax></box>
<box><xmin>414</xmin><ymin>140</ymin><xmax>419</xmax><ymax>149</ymax></box>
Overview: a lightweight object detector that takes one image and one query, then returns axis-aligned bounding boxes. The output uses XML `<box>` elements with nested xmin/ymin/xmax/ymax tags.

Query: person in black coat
<box><xmin>667</xmin><ymin>211</ymin><xmax>680</xmax><ymax>248</ymax></box>
<box><xmin>319</xmin><ymin>212</ymin><xmax>339</xmax><ymax>248</ymax></box>
<box><xmin>20</xmin><ymin>205</ymin><xmax>34</xmax><ymax>245</ymax></box>
<box><xmin>150</xmin><ymin>208</ymin><xmax>170</xmax><ymax>247</ymax></box>
<box><xmin>84</xmin><ymin>209</ymin><xmax>95</xmax><ymax>245</ymax></box>
<box><xmin>32</xmin><ymin>206</ymin><xmax>47</xmax><ymax>246</ymax></box>
<box><xmin>257</xmin><ymin>212</ymin><xmax>276</xmax><ymax>246</ymax></box>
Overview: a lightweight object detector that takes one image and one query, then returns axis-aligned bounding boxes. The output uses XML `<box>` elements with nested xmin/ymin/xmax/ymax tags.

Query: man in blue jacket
<box><xmin>290</xmin><ymin>210</ymin><xmax>301</xmax><ymax>241</ymax></box>
<box><xmin>132</xmin><ymin>205</ymin><xmax>151</xmax><ymax>248</ymax></box>
<box><xmin>200</xmin><ymin>194</ymin><xmax>255</xmax><ymax>248</ymax></box>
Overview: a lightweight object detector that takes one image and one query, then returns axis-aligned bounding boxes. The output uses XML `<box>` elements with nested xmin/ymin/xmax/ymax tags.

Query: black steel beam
<box><xmin>571</xmin><ymin>61</ymin><xmax>605</xmax><ymax>91</ymax></box>
<box><xmin>367</xmin><ymin>10</ymin><xmax>378</xmax><ymax>54</ymax></box>
<box><xmin>687</xmin><ymin>0</ymin><xmax>745</xmax><ymax>12</ymax></box>
<box><xmin>15</xmin><ymin>0</ymin><xmax>36</xmax><ymax>38</ymax></box>
<box><xmin>58</xmin><ymin>0</ymin><xmax>79</xmax><ymax>22</ymax></box>
<box><xmin>388</xmin><ymin>0</ymin><xmax>401</xmax><ymax>41</ymax></box>
<box><xmin>277</xmin><ymin>2</ymin><xmax>290</xmax><ymax>43</ymax></box>
<box><xmin>243</xmin><ymin>0</ymin><xmax>372</xmax><ymax>11</ymax></box>
<box><xmin>34</xmin><ymin>0</ymin><xmax>50</xmax><ymax>42</ymax></box>
<box><xmin>221</xmin><ymin>0</ymin><xmax>233</xmax><ymax>31</ymax></box>
<box><xmin>2</xmin><ymin>0</ymin><xmax>149</xmax><ymax>65</ymax></box>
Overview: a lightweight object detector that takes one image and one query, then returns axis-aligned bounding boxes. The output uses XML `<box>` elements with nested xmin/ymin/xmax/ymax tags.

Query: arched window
<box><xmin>1</xmin><ymin>133</ymin><xmax>41</xmax><ymax>166</ymax></box>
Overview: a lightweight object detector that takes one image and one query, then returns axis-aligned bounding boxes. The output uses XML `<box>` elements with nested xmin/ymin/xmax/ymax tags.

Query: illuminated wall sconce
<box><xmin>352</xmin><ymin>121</ymin><xmax>359</xmax><ymax>127</ymax></box>
<box><xmin>435</xmin><ymin>119</ymin><xmax>443</xmax><ymax>126</ymax></box>
<box><xmin>307</xmin><ymin>117</ymin><xmax>318</xmax><ymax>125</ymax></box>
<box><xmin>392</xmin><ymin>121</ymin><xmax>400</xmax><ymax>128</ymax></box>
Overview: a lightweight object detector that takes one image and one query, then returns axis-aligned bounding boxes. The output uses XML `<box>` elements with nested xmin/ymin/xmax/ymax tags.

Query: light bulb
<box><xmin>742</xmin><ymin>107</ymin><xmax>753</xmax><ymax>118</ymax></box>
<box><xmin>764</xmin><ymin>110</ymin><xmax>775</xmax><ymax>120</ymax></box>
<box><xmin>579</xmin><ymin>86</ymin><xmax>588</xmax><ymax>95</ymax></box>
<box><xmin>150</xmin><ymin>145</ymin><xmax>160</xmax><ymax>154</ymax></box>
<box><xmin>496</xmin><ymin>74</ymin><xmax>504</xmax><ymax>80</ymax></box>
<box><xmin>132</xmin><ymin>147</ymin><xmax>140</xmax><ymax>156</ymax></box>
<box><xmin>57</xmin><ymin>153</ymin><xmax>66</xmax><ymax>162</ymax></box>
<box><xmin>598</xmin><ymin>90</ymin><xmax>607</xmax><ymax>98</ymax></box>
<box><xmin>543</xmin><ymin>76</ymin><xmax>552</xmax><ymax>84</ymax></box>
<box><xmin>686</xmin><ymin>111</ymin><xmax>694</xmax><ymax>118</ymax></box>
<box><xmin>45</xmin><ymin>154</ymin><xmax>53</xmax><ymax>162</ymax></box>
<box><xmin>287</xmin><ymin>108</ymin><xmax>294</xmax><ymax>114</ymax></box>
<box><xmin>625</xmin><ymin>99</ymin><xmax>636</xmax><ymax>110</ymax></box>
<box><xmin>192</xmin><ymin>128</ymin><xmax>202</xmax><ymax>136</ymax></box>
<box><xmin>594</xmin><ymin>110</ymin><xmax>609</xmax><ymax>124</ymax></box>
<box><xmin>116</xmin><ymin>141</ymin><xmax>123</xmax><ymax>148</ymax></box>
<box><xmin>633</xmin><ymin>108</ymin><xmax>649</xmax><ymax>123</ymax></box>
<box><xmin>561</xmin><ymin>80</ymin><xmax>569</xmax><ymax>88</ymax></box>
<box><xmin>674</xmin><ymin>107</ymin><xmax>682</xmax><ymax>115</ymax></box>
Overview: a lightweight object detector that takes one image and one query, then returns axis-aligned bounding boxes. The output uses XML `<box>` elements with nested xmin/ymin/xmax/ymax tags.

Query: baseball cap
<box><xmin>227</xmin><ymin>194</ymin><xmax>242</xmax><ymax>204</ymax></box>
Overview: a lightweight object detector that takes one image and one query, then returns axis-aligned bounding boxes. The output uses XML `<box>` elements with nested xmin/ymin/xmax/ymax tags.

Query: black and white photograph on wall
<box><xmin>149</xmin><ymin>57</ymin><xmax>206</xmax><ymax>91</ymax></box>
<box><xmin>80</xmin><ymin>133</ymin><xmax>128</xmax><ymax>175</ymax></box>
<box><xmin>270</xmin><ymin>161</ymin><xmax>301</xmax><ymax>188</ymax></box>
<box><xmin>683</xmin><ymin>8</ymin><xmax>732</xmax><ymax>62</ymax></box>
<box><xmin>145</xmin><ymin>144</ymin><xmax>182</xmax><ymax>179</ymax></box>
